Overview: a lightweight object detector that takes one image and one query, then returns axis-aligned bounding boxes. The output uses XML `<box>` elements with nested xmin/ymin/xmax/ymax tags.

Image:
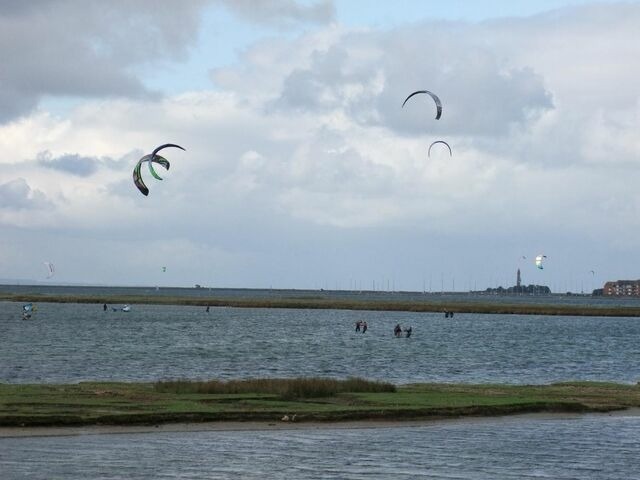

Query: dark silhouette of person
<box><xmin>362</xmin><ymin>321</ymin><xmax>368</xmax><ymax>333</ymax></box>
<box><xmin>355</xmin><ymin>321</ymin><xmax>361</xmax><ymax>332</ymax></box>
<box><xmin>405</xmin><ymin>326</ymin><xmax>412</xmax><ymax>338</ymax></box>
<box><xmin>394</xmin><ymin>324</ymin><xmax>402</xmax><ymax>337</ymax></box>
<box><xmin>103</xmin><ymin>303</ymin><xmax>107</xmax><ymax>312</ymax></box>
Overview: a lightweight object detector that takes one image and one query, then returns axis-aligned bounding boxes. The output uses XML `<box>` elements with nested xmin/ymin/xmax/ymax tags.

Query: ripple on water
<box><xmin>2</xmin><ymin>301</ymin><xmax>640</xmax><ymax>384</ymax></box>
<box><xmin>1</xmin><ymin>415</ymin><xmax>639</xmax><ymax>479</ymax></box>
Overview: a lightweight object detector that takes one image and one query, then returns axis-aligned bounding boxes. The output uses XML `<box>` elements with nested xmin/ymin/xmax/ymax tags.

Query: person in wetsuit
<box><xmin>394</xmin><ymin>324</ymin><xmax>402</xmax><ymax>337</ymax></box>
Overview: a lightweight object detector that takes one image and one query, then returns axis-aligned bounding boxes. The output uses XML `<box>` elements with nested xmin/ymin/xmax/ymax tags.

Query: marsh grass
<box><xmin>2</xmin><ymin>381</ymin><xmax>639</xmax><ymax>427</ymax></box>
<box><xmin>154</xmin><ymin>377</ymin><xmax>396</xmax><ymax>399</ymax></box>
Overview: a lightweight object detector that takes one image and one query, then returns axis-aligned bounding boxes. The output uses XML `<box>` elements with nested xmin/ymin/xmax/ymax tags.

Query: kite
<box><xmin>402</xmin><ymin>90</ymin><xmax>442</xmax><ymax>120</ymax></box>
<box><xmin>133</xmin><ymin>144</ymin><xmax>185</xmax><ymax>196</ymax></box>
<box><xmin>535</xmin><ymin>255</ymin><xmax>547</xmax><ymax>270</ymax></box>
<box><xmin>428</xmin><ymin>140</ymin><xmax>452</xmax><ymax>157</ymax></box>
<box><xmin>43</xmin><ymin>261</ymin><xmax>54</xmax><ymax>279</ymax></box>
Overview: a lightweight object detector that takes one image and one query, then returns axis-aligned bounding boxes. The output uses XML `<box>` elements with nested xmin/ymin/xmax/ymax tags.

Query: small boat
<box><xmin>122</xmin><ymin>305</ymin><xmax>131</xmax><ymax>312</ymax></box>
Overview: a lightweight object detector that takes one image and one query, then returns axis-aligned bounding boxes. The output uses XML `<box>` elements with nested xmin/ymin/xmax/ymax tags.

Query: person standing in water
<box><xmin>394</xmin><ymin>324</ymin><xmax>402</xmax><ymax>337</ymax></box>
<box><xmin>103</xmin><ymin>303</ymin><xmax>107</xmax><ymax>312</ymax></box>
<box><xmin>362</xmin><ymin>321</ymin><xmax>368</xmax><ymax>333</ymax></box>
<box><xmin>355</xmin><ymin>320</ymin><xmax>361</xmax><ymax>332</ymax></box>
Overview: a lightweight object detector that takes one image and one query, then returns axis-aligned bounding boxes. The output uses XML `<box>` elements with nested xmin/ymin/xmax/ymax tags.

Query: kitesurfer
<box><xmin>206</xmin><ymin>305</ymin><xmax>210</xmax><ymax>313</ymax></box>
<box><xmin>22</xmin><ymin>303</ymin><xmax>34</xmax><ymax>320</ymax></box>
<box><xmin>405</xmin><ymin>326</ymin><xmax>412</xmax><ymax>338</ymax></box>
<box><xmin>362</xmin><ymin>321</ymin><xmax>368</xmax><ymax>333</ymax></box>
<box><xmin>394</xmin><ymin>324</ymin><xmax>402</xmax><ymax>337</ymax></box>
<box><xmin>355</xmin><ymin>321</ymin><xmax>361</xmax><ymax>332</ymax></box>
<box><xmin>103</xmin><ymin>303</ymin><xmax>107</xmax><ymax>312</ymax></box>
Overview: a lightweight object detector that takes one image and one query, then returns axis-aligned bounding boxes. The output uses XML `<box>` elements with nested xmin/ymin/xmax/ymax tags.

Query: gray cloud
<box><xmin>217</xmin><ymin>0</ymin><xmax>335</xmax><ymax>27</ymax></box>
<box><xmin>36</xmin><ymin>152</ymin><xmax>99</xmax><ymax>177</ymax></box>
<box><xmin>273</xmin><ymin>27</ymin><xmax>553</xmax><ymax>137</ymax></box>
<box><xmin>0</xmin><ymin>178</ymin><xmax>51</xmax><ymax>210</ymax></box>
<box><xmin>35</xmin><ymin>150</ymin><xmax>137</xmax><ymax>177</ymax></box>
<box><xmin>0</xmin><ymin>0</ymin><xmax>336</xmax><ymax>124</ymax></box>
<box><xmin>0</xmin><ymin>0</ymin><xmax>208</xmax><ymax>123</ymax></box>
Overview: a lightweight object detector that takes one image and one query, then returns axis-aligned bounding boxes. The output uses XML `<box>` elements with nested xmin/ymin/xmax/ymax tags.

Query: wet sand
<box><xmin>3</xmin><ymin>408</ymin><xmax>639</xmax><ymax>438</ymax></box>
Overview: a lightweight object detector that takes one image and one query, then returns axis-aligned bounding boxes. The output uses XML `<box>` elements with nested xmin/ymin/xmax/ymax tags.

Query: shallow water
<box><xmin>2</xmin><ymin>301</ymin><xmax>640</xmax><ymax>384</ymax></box>
<box><xmin>3</xmin><ymin>291</ymin><xmax>640</xmax><ymax>478</ymax></box>
<box><xmin>1</xmin><ymin>414</ymin><xmax>639</xmax><ymax>479</ymax></box>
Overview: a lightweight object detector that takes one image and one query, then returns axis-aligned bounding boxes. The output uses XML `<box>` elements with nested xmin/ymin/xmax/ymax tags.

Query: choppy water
<box><xmin>2</xmin><ymin>414</ymin><xmax>639</xmax><ymax>479</ymax></box>
<box><xmin>2</xmin><ymin>301</ymin><xmax>640</xmax><ymax>384</ymax></box>
<box><xmin>3</xmin><ymin>290</ymin><xmax>640</xmax><ymax>478</ymax></box>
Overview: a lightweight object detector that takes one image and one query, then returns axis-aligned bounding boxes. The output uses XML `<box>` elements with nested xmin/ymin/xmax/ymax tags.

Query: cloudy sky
<box><xmin>0</xmin><ymin>0</ymin><xmax>638</xmax><ymax>292</ymax></box>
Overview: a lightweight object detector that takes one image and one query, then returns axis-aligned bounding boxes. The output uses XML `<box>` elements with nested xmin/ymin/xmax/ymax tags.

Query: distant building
<box><xmin>480</xmin><ymin>268</ymin><xmax>550</xmax><ymax>295</ymax></box>
<box><xmin>603</xmin><ymin>280</ymin><xmax>640</xmax><ymax>296</ymax></box>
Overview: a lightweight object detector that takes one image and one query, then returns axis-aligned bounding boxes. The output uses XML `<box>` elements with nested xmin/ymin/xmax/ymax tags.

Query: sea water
<box><xmin>1</xmin><ymin>414</ymin><xmax>639</xmax><ymax>479</ymax></box>
<box><xmin>2</xmin><ymin>301</ymin><xmax>640</xmax><ymax>384</ymax></box>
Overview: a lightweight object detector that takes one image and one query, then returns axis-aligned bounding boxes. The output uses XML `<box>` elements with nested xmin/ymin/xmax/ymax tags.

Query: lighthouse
<box><xmin>517</xmin><ymin>268</ymin><xmax>522</xmax><ymax>288</ymax></box>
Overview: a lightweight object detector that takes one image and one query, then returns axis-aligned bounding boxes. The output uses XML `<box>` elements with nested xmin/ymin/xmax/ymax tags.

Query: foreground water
<box><xmin>2</xmin><ymin>414</ymin><xmax>639</xmax><ymax>479</ymax></box>
<box><xmin>2</xmin><ymin>301</ymin><xmax>640</xmax><ymax>384</ymax></box>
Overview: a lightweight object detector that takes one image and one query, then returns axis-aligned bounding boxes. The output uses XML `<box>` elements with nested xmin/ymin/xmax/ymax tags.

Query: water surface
<box><xmin>2</xmin><ymin>301</ymin><xmax>639</xmax><ymax>384</ymax></box>
<box><xmin>1</xmin><ymin>414</ymin><xmax>638</xmax><ymax>479</ymax></box>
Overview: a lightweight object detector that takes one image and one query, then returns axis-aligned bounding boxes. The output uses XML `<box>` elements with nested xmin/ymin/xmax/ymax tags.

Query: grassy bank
<box><xmin>1</xmin><ymin>379</ymin><xmax>639</xmax><ymax>427</ymax></box>
<box><xmin>2</xmin><ymin>292</ymin><xmax>640</xmax><ymax>317</ymax></box>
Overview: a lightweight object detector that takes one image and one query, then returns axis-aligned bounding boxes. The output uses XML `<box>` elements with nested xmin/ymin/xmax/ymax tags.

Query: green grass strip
<box><xmin>1</xmin><ymin>379</ymin><xmax>638</xmax><ymax>427</ymax></box>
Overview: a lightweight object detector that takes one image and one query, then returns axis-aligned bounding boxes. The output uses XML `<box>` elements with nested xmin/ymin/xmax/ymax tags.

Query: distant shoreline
<box><xmin>2</xmin><ymin>292</ymin><xmax>640</xmax><ymax>317</ymax></box>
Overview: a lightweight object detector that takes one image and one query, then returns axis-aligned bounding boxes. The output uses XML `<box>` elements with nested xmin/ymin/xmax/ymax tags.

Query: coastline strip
<box><xmin>2</xmin><ymin>292</ymin><xmax>640</xmax><ymax>317</ymax></box>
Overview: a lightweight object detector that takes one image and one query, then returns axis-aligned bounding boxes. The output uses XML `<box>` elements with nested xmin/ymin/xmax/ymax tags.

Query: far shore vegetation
<box><xmin>2</xmin><ymin>378</ymin><xmax>639</xmax><ymax>428</ymax></box>
<box><xmin>2</xmin><ymin>292</ymin><xmax>640</xmax><ymax>317</ymax></box>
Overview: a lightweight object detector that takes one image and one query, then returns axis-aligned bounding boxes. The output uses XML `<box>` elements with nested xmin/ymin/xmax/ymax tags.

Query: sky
<box><xmin>0</xmin><ymin>0</ymin><xmax>638</xmax><ymax>292</ymax></box>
